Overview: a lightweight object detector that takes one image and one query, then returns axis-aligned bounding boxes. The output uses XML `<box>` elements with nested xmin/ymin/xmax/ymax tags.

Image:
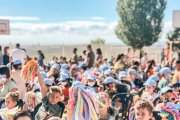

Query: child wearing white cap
<box><xmin>141</xmin><ymin>79</ymin><xmax>159</xmax><ymax>102</ymax></box>
<box><xmin>158</xmin><ymin>67</ymin><xmax>172</xmax><ymax>89</ymax></box>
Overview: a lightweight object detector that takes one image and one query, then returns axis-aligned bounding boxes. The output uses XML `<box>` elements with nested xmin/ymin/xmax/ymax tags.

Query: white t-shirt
<box><xmin>11</xmin><ymin>70</ymin><xmax>27</xmax><ymax>98</ymax></box>
<box><xmin>10</xmin><ymin>48</ymin><xmax>27</xmax><ymax>65</ymax></box>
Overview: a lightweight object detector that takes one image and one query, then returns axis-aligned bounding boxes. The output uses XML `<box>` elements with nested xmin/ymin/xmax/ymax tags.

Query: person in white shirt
<box><xmin>10</xmin><ymin>43</ymin><xmax>27</xmax><ymax>65</ymax></box>
<box><xmin>141</xmin><ymin>52</ymin><xmax>149</xmax><ymax>66</ymax></box>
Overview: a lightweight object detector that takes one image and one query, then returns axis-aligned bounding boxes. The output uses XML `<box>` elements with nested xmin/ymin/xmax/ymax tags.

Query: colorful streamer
<box><xmin>68</xmin><ymin>81</ymin><xmax>104</xmax><ymax>120</ymax></box>
<box><xmin>21</xmin><ymin>60</ymin><xmax>38</xmax><ymax>81</ymax></box>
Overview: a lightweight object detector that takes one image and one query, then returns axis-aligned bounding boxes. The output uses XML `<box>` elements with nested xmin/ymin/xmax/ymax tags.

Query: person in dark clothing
<box><xmin>3</xmin><ymin>46</ymin><xmax>10</xmax><ymax>65</ymax></box>
<box><xmin>86</xmin><ymin>45</ymin><xmax>95</xmax><ymax>68</ymax></box>
<box><xmin>37</xmin><ymin>50</ymin><xmax>45</xmax><ymax>67</ymax></box>
<box><xmin>72</xmin><ymin>48</ymin><xmax>78</xmax><ymax>65</ymax></box>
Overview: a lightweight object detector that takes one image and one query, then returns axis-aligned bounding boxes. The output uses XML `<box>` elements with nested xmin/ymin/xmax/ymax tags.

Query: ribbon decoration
<box><xmin>160</xmin><ymin>102</ymin><xmax>180</xmax><ymax>120</ymax></box>
<box><xmin>68</xmin><ymin>81</ymin><xmax>104</xmax><ymax>120</ymax></box>
<box><xmin>21</xmin><ymin>60</ymin><xmax>38</xmax><ymax>82</ymax></box>
<box><xmin>0</xmin><ymin>107</ymin><xmax>20</xmax><ymax>120</ymax></box>
<box><xmin>24</xmin><ymin>91</ymin><xmax>41</xmax><ymax>111</ymax></box>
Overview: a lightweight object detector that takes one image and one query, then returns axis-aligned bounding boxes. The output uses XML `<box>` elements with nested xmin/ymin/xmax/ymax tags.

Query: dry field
<box><xmin>2</xmin><ymin>44</ymin><xmax>177</xmax><ymax>64</ymax></box>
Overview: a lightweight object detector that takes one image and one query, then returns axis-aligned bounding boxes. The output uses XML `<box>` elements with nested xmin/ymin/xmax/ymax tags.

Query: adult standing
<box><xmin>161</xmin><ymin>48</ymin><xmax>165</xmax><ymax>64</ymax></box>
<box><xmin>86</xmin><ymin>45</ymin><xmax>95</xmax><ymax>69</ymax></box>
<box><xmin>96</xmin><ymin>48</ymin><xmax>103</xmax><ymax>62</ymax></box>
<box><xmin>37</xmin><ymin>50</ymin><xmax>45</xmax><ymax>67</ymax></box>
<box><xmin>10</xmin><ymin>43</ymin><xmax>27</xmax><ymax>65</ymax></box>
<box><xmin>72</xmin><ymin>48</ymin><xmax>78</xmax><ymax>65</ymax></box>
<box><xmin>172</xmin><ymin>60</ymin><xmax>180</xmax><ymax>84</ymax></box>
<box><xmin>3</xmin><ymin>46</ymin><xmax>10</xmax><ymax>65</ymax></box>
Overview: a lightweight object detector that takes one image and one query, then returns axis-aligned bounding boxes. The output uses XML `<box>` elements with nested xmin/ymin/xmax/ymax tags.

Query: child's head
<box><xmin>5</xmin><ymin>92</ymin><xmax>19</xmax><ymax>109</ymax></box>
<box><xmin>14</xmin><ymin>111</ymin><xmax>32</xmax><ymax>120</ymax></box>
<box><xmin>145</xmin><ymin>86</ymin><xmax>156</xmax><ymax>95</ymax></box>
<box><xmin>144</xmin><ymin>80</ymin><xmax>157</xmax><ymax>95</ymax></box>
<box><xmin>135</xmin><ymin>100</ymin><xmax>154</xmax><ymax>120</ymax></box>
<box><xmin>48</xmin><ymin>86</ymin><xmax>64</xmax><ymax>105</ymax></box>
<box><xmin>99</xmin><ymin>92</ymin><xmax>110</xmax><ymax>107</ymax></box>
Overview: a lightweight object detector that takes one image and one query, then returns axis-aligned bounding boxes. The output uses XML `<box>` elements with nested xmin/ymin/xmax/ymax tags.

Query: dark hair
<box><xmin>13</xmin><ymin>64</ymin><xmax>22</xmax><ymax>70</ymax></box>
<box><xmin>176</xmin><ymin>60</ymin><xmax>180</xmax><ymax>64</ymax></box>
<box><xmin>16</xmin><ymin>43</ymin><xmax>20</xmax><ymax>48</ymax></box>
<box><xmin>13</xmin><ymin>111</ymin><xmax>32</xmax><ymax>120</ymax></box>
<box><xmin>83</xmin><ymin>50</ymin><xmax>86</xmax><ymax>55</ymax></box>
<box><xmin>0</xmin><ymin>66</ymin><xmax>10</xmax><ymax>78</ymax></box>
<box><xmin>96</xmin><ymin>48</ymin><xmax>102</xmax><ymax>55</ymax></box>
<box><xmin>50</xmin><ymin>86</ymin><xmax>63</xmax><ymax>95</ymax></box>
<box><xmin>87</xmin><ymin>44</ymin><xmax>91</xmax><ymax>49</ymax></box>
<box><xmin>116</xmin><ymin>54</ymin><xmax>124</xmax><ymax>62</ymax></box>
<box><xmin>73</xmin><ymin>48</ymin><xmax>77</xmax><ymax>53</ymax></box>
<box><xmin>38</xmin><ymin>50</ymin><xmax>45</xmax><ymax>59</ymax></box>
<box><xmin>4</xmin><ymin>46</ymin><xmax>10</xmax><ymax>55</ymax></box>
<box><xmin>6</xmin><ymin>92</ymin><xmax>19</xmax><ymax>103</ymax></box>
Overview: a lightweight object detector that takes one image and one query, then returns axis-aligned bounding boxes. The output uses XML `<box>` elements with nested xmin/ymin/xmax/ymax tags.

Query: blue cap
<box><xmin>61</xmin><ymin>69</ymin><xmax>69</xmax><ymax>75</ymax></box>
<box><xmin>148</xmin><ymin>74</ymin><xmax>160</xmax><ymax>81</ymax></box>
<box><xmin>0</xmin><ymin>74</ymin><xmax>3</xmax><ymax>81</ymax></box>
<box><xmin>159</xmin><ymin>67</ymin><xmax>171</xmax><ymax>75</ymax></box>
<box><xmin>79</xmin><ymin>63</ymin><xmax>86</xmax><ymax>68</ymax></box>
<box><xmin>143</xmin><ymin>79</ymin><xmax>157</xmax><ymax>87</ymax></box>
<box><xmin>13</xmin><ymin>59</ymin><xmax>22</xmax><ymax>65</ymax></box>
<box><xmin>59</xmin><ymin>73</ymin><xmax>69</xmax><ymax>81</ymax></box>
<box><xmin>51</xmin><ymin>63</ymin><xmax>60</xmax><ymax>70</ymax></box>
<box><xmin>40</xmin><ymin>71</ymin><xmax>47</xmax><ymax>78</ymax></box>
<box><xmin>154</xmin><ymin>66</ymin><xmax>160</xmax><ymax>72</ymax></box>
<box><xmin>129</xmin><ymin>69</ymin><xmax>137</xmax><ymax>75</ymax></box>
<box><xmin>103</xmin><ymin>77</ymin><xmax>119</xmax><ymax>84</ymax></box>
<box><xmin>44</xmin><ymin>78</ymin><xmax>53</xmax><ymax>86</ymax></box>
<box><xmin>87</xmin><ymin>75</ymin><xmax>96</xmax><ymax>81</ymax></box>
<box><xmin>61</xmin><ymin>64</ymin><xmax>68</xmax><ymax>70</ymax></box>
<box><xmin>83</xmin><ymin>70</ymin><xmax>91</xmax><ymax>77</ymax></box>
<box><xmin>161</xmin><ymin>86</ymin><xmax>173</xmax><ymax>94</ymax></box>
<box><xmin>119</xmin><ymin>71</ymin><xmax>127</xmax><ymax>78</ymax></box>
<box><xmin>100</xmin><ymin>64</ymin><xmax>109</xmax><ymax>72</ymax></box>
<box><xmin>104</xmin><ymin>69</ymin><xmax>113</xmax><ymax>75</ymax></box>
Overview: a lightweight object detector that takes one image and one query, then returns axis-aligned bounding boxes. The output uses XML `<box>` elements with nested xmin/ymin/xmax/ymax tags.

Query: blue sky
<box><xmin>0</xmin><ymin>0</ymin><xmax>180</xmax><ymax>45</ymax></box>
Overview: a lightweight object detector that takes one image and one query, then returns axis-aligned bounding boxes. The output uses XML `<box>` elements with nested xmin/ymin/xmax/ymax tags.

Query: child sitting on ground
<box><xmin>35</xmin><ymin>68</ymin><xmax>64</xmax><ymax>120</ymax></box>
<box><xmin>134</xmin><ymin>100</ymin><xmax>155</xmax><ymax>120</ymax></box>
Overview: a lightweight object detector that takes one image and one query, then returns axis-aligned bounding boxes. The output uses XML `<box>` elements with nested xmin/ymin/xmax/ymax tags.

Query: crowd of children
<box><xmin>0</xmin><ymin>44</ymin><xmax>179</xmax><ymax>120</ymax></box>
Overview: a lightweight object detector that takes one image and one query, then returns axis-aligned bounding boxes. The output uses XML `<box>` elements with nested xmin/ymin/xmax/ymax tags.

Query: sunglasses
<box><xmin>10</xmin><ymin>93</ymin><xmax>19</xmax><ymax>97</ymax></box>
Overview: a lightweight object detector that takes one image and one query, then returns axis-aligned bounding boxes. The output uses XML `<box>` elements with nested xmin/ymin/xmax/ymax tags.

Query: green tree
<box><xmin>167</xmin><ymin>28</ymin><xmax>180</xmax><ymax>41</ymax></box>
<box><xmin>90</xmin><ymin>38</ymin><xmax>106</xmax><ymax>45</ymax></box>
<box><xmin>167</xmin><ymin>28</ymin><xmax>180</xmax><ymax>51</ymax></box>
<box><xmin>116</xmin><ymin>0</ymin><xmax>166</xmax><ymax>49</ymax></box>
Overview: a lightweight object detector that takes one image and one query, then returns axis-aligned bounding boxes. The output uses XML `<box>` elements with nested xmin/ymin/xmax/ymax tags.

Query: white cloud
<box><xmin>0</xmin><ymin>20</ymin><xmax>173</xmax><ymax>45</ymax></box>
<box><xmin>0</xmin><ymin>20</ymin><xmax>120</xmax><ymax>45</ymax></box>
<box><xmin>160</xmin><ymin>21</ymin><xmax>173</xmax><ymax>40</ymax></box>
<box><xmin>90</xmin><ymin>17</ymin><xmax>105</xmax><ymax>21</ymax></box>
<box><xmin>0</xmin><ymin>16</ymin><xmax>40</xmax><ymax>21</ymax></box>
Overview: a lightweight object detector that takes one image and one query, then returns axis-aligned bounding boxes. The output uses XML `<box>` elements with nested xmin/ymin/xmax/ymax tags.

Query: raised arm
<box><xmin>37</xmin><ymin>68</ymin><xmax>48</xmax><ymax>98</ymax></box>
